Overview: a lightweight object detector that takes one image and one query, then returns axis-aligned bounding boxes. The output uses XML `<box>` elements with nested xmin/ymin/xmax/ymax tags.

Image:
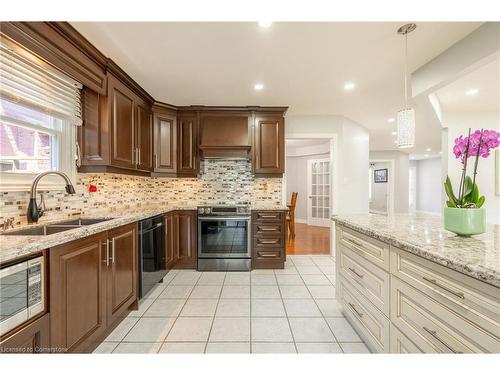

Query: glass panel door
<box><xmin>307</xmin><ymin>158</ymin><xmax>331</xmax><ymax>227</ymax></box>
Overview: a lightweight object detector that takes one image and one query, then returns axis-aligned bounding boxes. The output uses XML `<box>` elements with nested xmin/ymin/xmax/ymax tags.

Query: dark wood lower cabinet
<box><xmin>49</xmin><ymin>224</ymin><xmax>138</xmax><ymax>353</ymax></box>
<box><xmin>164</xmin><ymin>210</ymin><xmax>197</xmax><ymax>270</ymax></box>
<box><xmin>106</xmin><ymin>224</ymin><xmax>138</xmax><ymax>326</ymax></box>
<box><xmin>251</xmin><ymin>210</ymin><xmax>287</xmax><ymax>269</ymax></box>
<box><xmin>0</xmin><ymin>314</ymin><xmax>50</xmax><ymax>354</ymax></box>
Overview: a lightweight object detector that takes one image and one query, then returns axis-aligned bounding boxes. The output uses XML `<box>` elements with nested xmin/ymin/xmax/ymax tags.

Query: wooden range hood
<box><xmin>198</xmin><ymin>110</ymin><xmax>252</xmax><ymax>159</ymax></box>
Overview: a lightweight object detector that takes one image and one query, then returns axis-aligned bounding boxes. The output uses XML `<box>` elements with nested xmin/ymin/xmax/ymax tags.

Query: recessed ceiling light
<box><xmin>258</xmin><ymin>21</ymin><xmax>272</xmax><ymax>28</ymax></box>
<box><xmin>439</xmin><ymin>151</ymin><xmax>443</xmax><ymax>155</ymax></box>
<box><xmin>425</xmin><ymin>148</ymin><xmax>431</xmax><ymax>152</ymax></box>
<box><xmin>343</xmin><ymin>82</ymin><xmax>355</xmax><ymax>91</ymax></box>
<box><xmin>387</xmin><ymin>118</ymin><xmax>395</xmax><ymax>123</ymax></box>
<box><xmin>254</xmin><ymin>83</ymin><xmax>264</xmax><ymax>91</ymax></box>
<box><xmin>391</xmin><ymin>131</ymin><xmax>397</xmax><ymax>136</ymax></box>
<box><xmin>424</xmin><ymin>154</ymin><xmax>429</xmax><ymax>157</ymax></box>
<box><xmin>465</xmin><ymin>88</ymin><xmax>479</xmax><ymax>96</ymax></box>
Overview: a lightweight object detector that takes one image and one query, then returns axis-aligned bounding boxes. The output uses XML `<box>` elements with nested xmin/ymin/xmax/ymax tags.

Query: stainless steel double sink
<box><xmin>1</xmin><ymin>218</ymin><xmax>114</xmax><ymax>236</ymax></box>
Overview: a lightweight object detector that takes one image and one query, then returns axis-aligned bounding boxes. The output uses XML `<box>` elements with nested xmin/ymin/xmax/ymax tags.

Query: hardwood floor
<box><xmin>286</xmin><ymin>223</ymin><xmax>330</xmax><ymax>255</ymax></box>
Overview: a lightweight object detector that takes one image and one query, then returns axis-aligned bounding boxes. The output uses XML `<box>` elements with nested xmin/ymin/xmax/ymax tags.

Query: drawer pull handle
<box><xmin>423</xmin><ymin>327</ymin><xmax>462</xmax><ymax>354</ymax></box>
<box><xmin>348</xmin><ymin>302</ymin><xmax>364</xmax><ymax>318</ymax></box>
<box><xmin>260</xmin><ymin>227</ymin><xmax>278</xmax><ymax>232</ymax></box>
<box><xmin>348</xmin><ymin>267</ymin><xmax>364</xmax><ymax>279</ymax></box>
<box><xmin>260</xmin><ymin>215</ymin><xmax>278</xmax><ymax>219</ymax></box>
<box><xmin>259</xmin><ymin>239</ymin><xmax>279</xmax><ymax>244</ymax></box>
<box><xmin>259</xmin><ymin>253</ymin><xmax>278</xmax><ymax>258</ymax></box>
<box><xmin>422</xmin><ymin>276</ymin><xmax>465</xmax><ymax>299</ymax></box>
<box><xmin>346</xmin><ymin>237</ymin><xmax>363</xmax><ymax>248</ymax></box>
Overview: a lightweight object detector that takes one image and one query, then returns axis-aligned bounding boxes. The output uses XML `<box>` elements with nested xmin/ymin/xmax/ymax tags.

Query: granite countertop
<box><xmin>332</xmin><ymin>213</ymin><xmax>500</xmax><ymax>288</ymax></box>
<box><xmin>0</xmin><ymin>203</ymin><xmax>289</xmax><ymax>264</ymax></box>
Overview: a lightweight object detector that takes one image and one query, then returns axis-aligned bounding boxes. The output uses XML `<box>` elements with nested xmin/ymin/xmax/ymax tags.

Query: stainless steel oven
<box><xmin>197</xmin><ymin>206</ymin><xmax>251</xmax><ymax>271</ymax></box>
<box><xmin>0</xmin><ymin>256</ymin><xmax>45</xmax><ymax>337</ymax></box>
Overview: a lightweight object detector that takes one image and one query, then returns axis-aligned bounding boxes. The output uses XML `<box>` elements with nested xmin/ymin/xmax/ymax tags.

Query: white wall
<box><xmin>370</xmin><ymin>162</ymin><xmax>390</xmax><ymax>214</ymax></box>
<box><xmin>442</xmin><ymin>111</ymin><xmax>500</xmax><ymax>224</ymax></box>
<box><xmin>369</xmin><ymin>151</ymin><xmax>410</xmax><ymax>214</ymax></box>
<box><xmin>286</xmin><ymin>115</ymin><xmax>370</xmax><ymax>215</ymax></box>
<box><xmin>414</xmin><ymin>157</ymin><xmax>442</xmax><ymax>214</ymax></box>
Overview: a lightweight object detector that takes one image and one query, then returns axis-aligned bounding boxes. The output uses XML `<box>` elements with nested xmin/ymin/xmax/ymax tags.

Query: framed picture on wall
<box><xmin>374</xmin><ymin>168</ymin><xmax>388</xmax><ymax>183</ymax></box>
<box><xmin>496</xmin><ymin>149</ymin><xmax>500</xmax><ymax>196</ymax></box>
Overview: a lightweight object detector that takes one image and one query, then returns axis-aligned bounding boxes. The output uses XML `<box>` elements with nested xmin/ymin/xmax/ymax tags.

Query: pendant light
<box><xmin>397</xmin><ymin>23</ymin><xmax>417</xmax><ymax>148</ymax></box>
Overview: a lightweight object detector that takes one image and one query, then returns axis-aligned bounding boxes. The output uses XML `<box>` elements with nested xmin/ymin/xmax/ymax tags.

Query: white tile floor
<box><xmin>94</xmin><ymin>255</ymin><xmax>371</xmax><ymax>354</ymax></box>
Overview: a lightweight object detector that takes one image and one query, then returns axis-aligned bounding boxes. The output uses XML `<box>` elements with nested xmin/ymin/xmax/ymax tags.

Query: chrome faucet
<box><xmin>27</xmin><ymin>172</ymin><xmax>76</xmax><ymax>223</ymax></box>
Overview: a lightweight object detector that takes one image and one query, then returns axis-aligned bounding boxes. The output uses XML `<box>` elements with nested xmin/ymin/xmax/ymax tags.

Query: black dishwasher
<box><xmin>139</xmin><ymin>215</ymin><xmax>167</xmax><ymax>298</ymax></box>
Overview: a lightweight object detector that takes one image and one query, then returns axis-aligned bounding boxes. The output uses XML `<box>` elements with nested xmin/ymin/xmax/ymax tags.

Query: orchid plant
<box><xmin>444</xmin><ymin>128</ymin><xmax>500</xmax><ymax>209</ymax></box>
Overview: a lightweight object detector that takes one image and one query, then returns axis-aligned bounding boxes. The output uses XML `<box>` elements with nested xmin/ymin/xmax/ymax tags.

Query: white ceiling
<box><xmin>72</xmin><ymin>22</ymin><xmax>482</xmax><ymax>153</ymax></box>
<box><xmin>435</xmin><ymin>58</ymin><xmax>500</xmax><ymax>112</ymax></box>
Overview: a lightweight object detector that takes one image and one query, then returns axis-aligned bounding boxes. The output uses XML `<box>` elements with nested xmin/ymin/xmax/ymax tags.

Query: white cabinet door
<box><xmin>307</xmin><ymin>158</ymin><xmax>331</xmax><ymax>227</ymax></box>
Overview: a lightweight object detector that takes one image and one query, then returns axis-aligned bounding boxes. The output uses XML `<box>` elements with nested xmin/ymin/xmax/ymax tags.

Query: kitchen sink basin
<box><xmin>1</xmin><ymin>218</ymin><xmax>115</xmax><ymax>236</ymax></box>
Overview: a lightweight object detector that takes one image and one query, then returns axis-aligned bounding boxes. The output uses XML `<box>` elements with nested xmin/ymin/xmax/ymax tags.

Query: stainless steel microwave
<box><xmin>0</xmin><ymin>256</ymin><xmax>45</xmax><ymax>337</ymax></box>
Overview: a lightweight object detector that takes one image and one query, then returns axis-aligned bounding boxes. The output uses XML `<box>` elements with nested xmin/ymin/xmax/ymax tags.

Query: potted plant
<box><xmin>444</xmin><ymin>128</ymin><xmax>500</xmax><ymax>236</ymax></box>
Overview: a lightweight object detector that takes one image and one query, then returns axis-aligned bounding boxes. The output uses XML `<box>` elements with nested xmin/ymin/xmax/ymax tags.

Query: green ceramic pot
<box><xmin>444</xmin><ymin>207</ymin><xmax>486</xmax><ymax>236</ymax></box>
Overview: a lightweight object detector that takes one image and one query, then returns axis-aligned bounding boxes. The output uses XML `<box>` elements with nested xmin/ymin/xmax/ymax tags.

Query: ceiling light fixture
<box><xmin>387</xmin><ymin>118</ymin><xmax>395</xmax><ymax>123</ymax></box>
<box><xmin>391</xmin><ymin>131</ymin><xmax>397</xmax><ymax>136</ymax></box>
<box><xmin>396</xmin><ymin>23</ymin><xmax>417</xmax><ymax>149</ymax></box>
<box><xmin>254</xmin><ymin>83</ymin><xmax>264</xmax><ymax>91</ymax></box>
<box><xmin>258</xmin><ymin>21</ymin><xmax>272</xmax><ymax>28</ymax></box>
<box><xmin>425</xmin><ymin>148</ymin><xmax>431</xmax><ymax>152</ymax></box>
<box><xmin>344</xmin><ymin>82</ymin><xmax>355</xmax><ymax>91</ymax></box>
<box><xmin>465</xmin><ymin>88</ymin><xmax>479</xmax><ymax>96</ymax></box>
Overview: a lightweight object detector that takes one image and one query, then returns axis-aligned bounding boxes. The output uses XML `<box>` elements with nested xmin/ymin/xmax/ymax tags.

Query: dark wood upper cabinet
<box><xmin>153</xmin><ymin>110</ymin><xmax>177</xmax><ymax>174</ymax></box>
<box><xmin>136</xmin><ymin>103</ymin><xmax>153</xmax><ymax>171</ymax></box>
<box><xmin>109</xmin><ymin>75</ymin><xmax>136</xmax><ymax>170</ymax></box>
<box><xmin>106</xmin><ymin>224</ymin><xmax>138</xmax><ymax>326</ymax></box>
<box><xmin>78</xmin><ymin>87</ymin><xmax>109</xmax><ymax>165</ymax></box>
<box><xmin>50</xmin><ymin>232</ymin><xmax>107</xmax><ymax>353</ymax></box>
<box><xmin>177</xmin><ymin>113</ymin><xmax>198</xmax><ymax>177</ymax></box>
<box><xmin>253</xmin><ymin>115</ymin><xmax>285</xmax><ymax>176</ymax></box>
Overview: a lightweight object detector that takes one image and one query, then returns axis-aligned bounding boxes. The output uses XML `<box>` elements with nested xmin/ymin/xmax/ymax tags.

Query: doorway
<box><xmin>284</xmin><ymin>137</ymin><xmax>336</xmax><ymax>255</ymax></box>
<box><xmin>368</xmin><ymin>160</ymin><xmax>394</xmax><ymax>216</ymax></box>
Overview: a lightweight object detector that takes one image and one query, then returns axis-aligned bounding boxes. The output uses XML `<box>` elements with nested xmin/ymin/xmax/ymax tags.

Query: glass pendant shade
<box><xmin>397</xmin><ymin>107</ymin><xmax>415</xmax><ymax>148</ymax></box>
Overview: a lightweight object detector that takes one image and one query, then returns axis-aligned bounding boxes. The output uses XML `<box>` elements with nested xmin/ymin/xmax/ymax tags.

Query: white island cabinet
<box><xmin>333</xmin><ymin>214</ymin><xmax>500</xmax><ymax>354</ymax></box>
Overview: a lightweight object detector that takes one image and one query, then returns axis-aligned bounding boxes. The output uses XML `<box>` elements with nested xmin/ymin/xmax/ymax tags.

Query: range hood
<box><xmin>199</xmin><ymin>113</ymin><xmax>252</xmax><ymax>159</ymax></box>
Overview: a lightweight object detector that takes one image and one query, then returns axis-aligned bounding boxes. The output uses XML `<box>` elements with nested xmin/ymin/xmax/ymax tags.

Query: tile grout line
<box><xmin>157</xmin><ymin>270</ymin><xmax>200</xmax><ymax>352</ymax></box>
<box><xmin>203</xmin><ymin>272</ymin><xmax>227</xmax><ymax>353</ymax></box>
<box><xmin>274</xmin><ymin>265</ymin><xmax>298</xmax><ymax>354</ymax></box>
<box><xmin>293</xmin><ymin>255</ymin><xmax>345</xmax><ymax>353</ymax></box>
<box><xmin>110</xmin><ymin>269</ymin><xmax>177</xmax><ymax>353</ymax></box>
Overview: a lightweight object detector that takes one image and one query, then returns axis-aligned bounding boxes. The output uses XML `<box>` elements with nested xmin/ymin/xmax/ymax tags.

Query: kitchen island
<box><xmin>332</xmin><ymin>213</ymin><xmax>499</xmax><ymax>353</ymax></box>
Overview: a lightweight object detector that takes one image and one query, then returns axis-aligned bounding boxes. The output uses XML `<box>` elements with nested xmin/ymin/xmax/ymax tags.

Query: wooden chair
<box><xmin>286</xmin><ymin>192</ymin><xmax>298</xmax><ymax>239</ymax></box>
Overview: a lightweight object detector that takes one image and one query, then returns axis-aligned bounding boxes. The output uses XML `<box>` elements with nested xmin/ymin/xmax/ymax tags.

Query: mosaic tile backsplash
<box><xmin>0</xmin><ymin>160</ymin><xmax>283</xmax><ymax>228</ymax></box>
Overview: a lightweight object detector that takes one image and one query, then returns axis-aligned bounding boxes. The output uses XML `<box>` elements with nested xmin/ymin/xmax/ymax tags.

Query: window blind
<box><xmin>0</xmin><ymin>37</ymin><xmax>83</xmax><ymax>125</ymax></box>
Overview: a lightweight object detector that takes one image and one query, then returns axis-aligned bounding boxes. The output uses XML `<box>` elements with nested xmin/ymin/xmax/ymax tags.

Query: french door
<box><xmin>307</xmin><ymin>158</ymin><xmax>331</xmax><ymax>227</ymax></box>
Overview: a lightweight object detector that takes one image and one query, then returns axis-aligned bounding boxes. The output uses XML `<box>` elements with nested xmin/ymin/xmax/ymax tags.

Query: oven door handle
<box><xmin>198</xmin><ymin>216</ymin><xmax>251</xmax><ymax>221</ymax></box>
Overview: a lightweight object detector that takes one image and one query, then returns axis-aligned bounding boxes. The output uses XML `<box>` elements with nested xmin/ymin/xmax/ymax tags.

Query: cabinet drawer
<box><xmin>254</xmin><ymin>235</ymin><xmax>285</xmax><ymax>248</ymax></box>
<box><xmin>339</xmin><ymin>246</ymin><xmax>390</xmax><ymax>316</ymax></box>
<box><xmin>252</xmin><ymin>211</ymin><xmax>285</xmax><ymax>223</ymax></box>
<box><xmin>390</xmin><ymin>325</ymin><xmax>426</xmax><ymax>353</ymax></box>
<box><xmin>390</xmin><ymin>246</ymin><xmax>500</xmax><ymax>339</ymax></box>
<box><xmin>254</xmin><ymin>249</ymin><xmax>283</xmax><ymax>260</ymax></box>
<box><xmin>339</xmin><ymin>278</ymin><xmax>390</xmax><ymax>353</ymax></box>
<box><xmin>253</xmin><ymin>223</ymin><xmax>284</xmax><ymax>236</ymax></box>
<box><xmin>338</xmin><ymin>227</ymin><xmax>390</xmax><ymax>271</ymax></box>
<box><xmin>391</xmin><ymin>276</ymin><xmax>498</xmax><ymax>353</ymax></box>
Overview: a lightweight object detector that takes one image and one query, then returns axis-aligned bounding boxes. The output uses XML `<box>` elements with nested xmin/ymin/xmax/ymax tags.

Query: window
<box><xmin>0</xmin><ymin>100</ymin><xmax>64</xmax><ymax>174</ymax></box>
<box><xmin>0</xmin><ymin>38</ymin><xmax>81</xmax><ymax>190</ymax></box>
